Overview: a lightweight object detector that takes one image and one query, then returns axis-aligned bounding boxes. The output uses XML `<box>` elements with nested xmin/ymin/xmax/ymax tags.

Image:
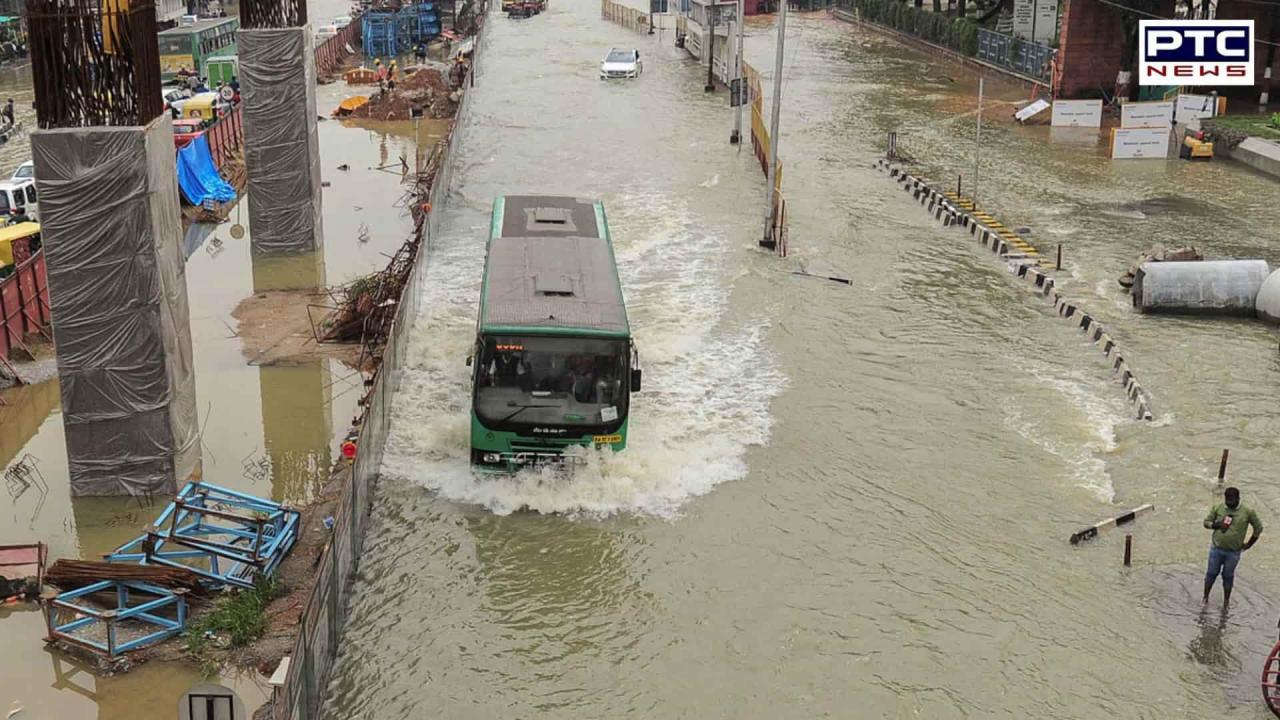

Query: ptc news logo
<box><xmin>1139</xmin><ymin>20</ymin><xmax>1255</xmax><ymax>86</ymax></box>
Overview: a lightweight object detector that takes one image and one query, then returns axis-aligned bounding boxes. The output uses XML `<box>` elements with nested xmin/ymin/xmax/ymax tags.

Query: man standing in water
<box><xmin>1203</xmin><ymin>486</ymin><xmax>1263</xmax><ymax>607</ymax></box>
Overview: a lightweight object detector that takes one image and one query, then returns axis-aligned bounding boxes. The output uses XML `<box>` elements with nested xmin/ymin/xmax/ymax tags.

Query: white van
<box><xmin>0</xmin><ymin>178</ymin><xmax>38</xmax><ymax>221</ymax></box>
<box><xmin>316</xmin><ymin>25</ymin><xmax>339</xmax><ymax>40</ymax></box>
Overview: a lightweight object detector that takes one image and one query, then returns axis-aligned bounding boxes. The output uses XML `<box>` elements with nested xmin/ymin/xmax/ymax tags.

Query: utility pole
<box><xmin>972</xmin><ymin>77</ymin><xmax>983</xmax><ymax>205</ymax></box>
<box><xmin>730</xmin><ymin>0</ymin><xmax>745</xmax><ymax>145</ymax></box>
<box><xmin>705</xmin><ymin>2</ymin><xmax>717</xmax><ymax>91</ymax></box>
<box><xmin>1260</xmin><ymin>7</ymin><xmax>1278</xmax><ymax>112</ymax></box>
<box><xmin>761</xmin><ymin>0</ymin><xmax>786</xmax><ymax>249</ymax></box>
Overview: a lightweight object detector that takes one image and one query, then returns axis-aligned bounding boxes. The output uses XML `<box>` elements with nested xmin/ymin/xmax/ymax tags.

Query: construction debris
<box><xmin>46</xmin><ymin>560</ymin><xmax>206</xmax><ymax>595</ymax></box>
<box><xmin>45</xmin><ymin>580</ymin><xmax>188</xmax><ymax>657</ymax></box>
<box><xmin>349</xmin><ymin>67</ymin><xmax>457</xmax><ymax>120</ymax></box>
<box><xmin>0</xmin><ymin>543</ymin><xmax>46</xmax><ymax>602</ymax></box>
<box><xmin>106</xmin><ymin>481</ymin><xmax>300</xmax><ymax>591</ymax></box>
<box><xmin>1119</xmin><ymin>245</ymin><xmax>1204</xmax><ymax>289</ymax></box>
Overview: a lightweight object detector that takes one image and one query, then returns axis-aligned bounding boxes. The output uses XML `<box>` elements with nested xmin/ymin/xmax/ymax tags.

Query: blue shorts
<box><xmin>1206</xmin><ymin>545</ymin><xmax>1242</xmax><ymax>588</ymax></box>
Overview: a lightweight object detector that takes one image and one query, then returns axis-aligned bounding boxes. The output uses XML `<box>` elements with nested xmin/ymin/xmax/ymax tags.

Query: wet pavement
<box><xmin>322</xmin><ymin>4</ymin><xmax>1280</xmax><ymax>720</ymax></box>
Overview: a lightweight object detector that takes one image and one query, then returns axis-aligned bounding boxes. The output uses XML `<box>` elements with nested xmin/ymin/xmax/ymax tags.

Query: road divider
<box><xmin>875</xmin><ymin>158</ymin><xmax>1154</xmax><ymax>421</ymax></box>
<box><xmin>1069</xmin><ymin>504</ymin><xmax>1155</xmax><ymax>545</ymax></box>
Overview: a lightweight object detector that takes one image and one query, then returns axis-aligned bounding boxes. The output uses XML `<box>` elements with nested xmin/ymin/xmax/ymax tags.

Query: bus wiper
<box><xmin>498</xmin><ymin>402</ymin><xmax>558</xmax><ymax>424</ymax></box>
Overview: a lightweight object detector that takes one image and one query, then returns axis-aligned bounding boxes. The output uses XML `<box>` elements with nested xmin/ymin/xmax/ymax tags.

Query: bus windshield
<box><xmin>475</xmin><ymin>335</ymin><xmax>628</xmax><ymax>429</ymax></box>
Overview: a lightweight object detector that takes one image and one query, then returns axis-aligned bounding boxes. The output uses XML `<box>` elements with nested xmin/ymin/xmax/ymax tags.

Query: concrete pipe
<box><xmin>1256</xmin><ymin>268</ymin><xmax>1280</xmax><ymax>324</ymax></box>
<box><xmin>1132</xmin><ymin>260</ymin><xmax>1271</xmax><ymax>316</ymax></box>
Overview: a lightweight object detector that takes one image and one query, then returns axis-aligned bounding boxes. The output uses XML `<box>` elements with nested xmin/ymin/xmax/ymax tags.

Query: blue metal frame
<box><xmin>47</xmin><ymin>580</ymin><xmax>187</xmax><ymax>656</ymax></box>
<box><xmin>104</xmin><ymin>481</ymin><xmax>301</xmax><ymax>590</ymax></box>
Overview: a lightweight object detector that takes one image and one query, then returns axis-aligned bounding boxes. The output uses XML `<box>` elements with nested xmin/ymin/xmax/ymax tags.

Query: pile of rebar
<box><xmin>46</xmin><ymin>559</ymin><xmax>206</xmax><ymax>594</ymax></box>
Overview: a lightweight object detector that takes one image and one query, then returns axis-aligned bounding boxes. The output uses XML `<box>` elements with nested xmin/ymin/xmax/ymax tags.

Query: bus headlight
<box><xmin>483</xmin><ymin>453</ymin><xmax>501</xmax><ymax>464</ymax></box>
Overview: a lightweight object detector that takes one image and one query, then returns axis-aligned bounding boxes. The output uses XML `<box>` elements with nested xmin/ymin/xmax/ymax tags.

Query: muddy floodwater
<box><xmin>0</xmin><ymin>53</ymin><xmax>445</xmax><ymax>717</ymax></box>
<box><xmin>321</xmin><ymin>3</ymin><xmax>1280</xmax><ymax>719</ymax></box>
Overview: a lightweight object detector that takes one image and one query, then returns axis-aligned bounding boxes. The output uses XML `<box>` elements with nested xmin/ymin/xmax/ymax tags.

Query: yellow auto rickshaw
<box><xmin>181</xmin><ymin>93</ymin><xmax>231</xmax><ymax>121</ymax></box>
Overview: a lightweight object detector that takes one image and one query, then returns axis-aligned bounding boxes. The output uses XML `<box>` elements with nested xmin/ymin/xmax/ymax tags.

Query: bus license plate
<box><xmin>593</xmin><ymin>435</ymin><xmax>622</xmax><ymax>445</ymax></box>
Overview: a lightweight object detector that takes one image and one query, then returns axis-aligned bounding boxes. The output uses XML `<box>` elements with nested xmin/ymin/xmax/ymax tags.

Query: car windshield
<box><xmin>475</xmin><ymin>335</ymin><xmax>629</xmax><ymax>429</ymax></box>
<box><xmin>606</xmin><ymin>50</ymin><xmax>633</xmax><ymax>63</ymax></box>
<box><xmin>13</xmin><ymin>165</ymin><xmax>31</xmax><ymax>179</ymax></box>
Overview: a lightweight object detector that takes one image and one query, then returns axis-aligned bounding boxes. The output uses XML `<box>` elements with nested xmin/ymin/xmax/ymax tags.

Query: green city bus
<box><xmin>158</xmin><ymin>16</ymin><xmax>240</xmax><ymax>82</ymax></box>
<box><xmin>469</xmin><ymin>195</ymin><xmax>641</xmax><ymax>470</ymax></box>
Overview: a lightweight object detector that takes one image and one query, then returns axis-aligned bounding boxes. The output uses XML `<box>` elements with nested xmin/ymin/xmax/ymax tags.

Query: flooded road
<box><xmin>0</xmin><ymin>59</ymin><xmax>438</xmax><ymax>716</ymax></box>
<box><xmin>323</xmin><ymin>3</ymin><xmax>1280</xmax><ymax>719</ymax></box>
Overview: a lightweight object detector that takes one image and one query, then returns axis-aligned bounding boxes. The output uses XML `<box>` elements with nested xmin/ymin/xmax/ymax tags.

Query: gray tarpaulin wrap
<box><xmin>240</xmin><ymin>27</ymin><xmax>325</xmax><ymax>254</ymax></box>
<box><xmin>31</xmin><ymin>118</ymin><xmax>200</xmax><ymax>497</ymax></box>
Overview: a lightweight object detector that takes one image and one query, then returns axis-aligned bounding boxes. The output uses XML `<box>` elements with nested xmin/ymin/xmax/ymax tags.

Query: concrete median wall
<box><xmin>258</xmin><ymin>10</ymin><xmax>487</xmax><ymax>720</ymax></box>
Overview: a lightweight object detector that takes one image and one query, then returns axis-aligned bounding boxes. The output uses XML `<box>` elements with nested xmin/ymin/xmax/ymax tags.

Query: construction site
<box><xmin>0</xmin><ymin>0</ymin><xmax>480</xmax><ymax>715</ymax></box>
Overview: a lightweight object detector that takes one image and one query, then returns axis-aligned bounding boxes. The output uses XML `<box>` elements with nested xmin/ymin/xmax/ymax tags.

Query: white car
<box><xmin>316</xmin><ymin>24</ymin><xmax>339</xmax><ymax>40</ymax></box>
<box><xmin>333</xmin><ymin>15</ymin><xmax>353</xmax><ymax>28</ymax></box>
<box><xmin>162</xmin><ymin>86</ymin><xmax>191</xmax><ymax>111</ymax></box>
<box><xmin>11</xmin><ymin>160</ymin><xmax>32</xmax><ymax>181</ymax></box>
<box><xmin>600</xmin><ymin>48</ymin><xmax>642</xmax><ymax>80</ymax></box>
<box><xmin>0</xmin><ymin>178</ymin><xmax>38</xmax><ymax>221</ymax></box>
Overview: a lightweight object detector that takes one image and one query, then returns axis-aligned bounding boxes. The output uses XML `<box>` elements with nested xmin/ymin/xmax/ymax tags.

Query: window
<box><xmin>474</xmin><ymin>335</ymin><xmax>630</xmax><ymax>430</ymax></box>
<box><xmin>25</xmin><ymin>185</ymin><xmax>36</xmax><ymax>204</ymax></box>
<box><xmin>0</xmin><ymin>191</ymin><xmax>12</xmax><ymax>213</ymax></box>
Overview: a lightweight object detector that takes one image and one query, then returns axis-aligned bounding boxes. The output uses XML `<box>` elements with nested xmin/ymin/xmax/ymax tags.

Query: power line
<box><xmin>1092</xmin><ymin>0</ymin><xmax>1280</xmax><ymax>48</ymax></box>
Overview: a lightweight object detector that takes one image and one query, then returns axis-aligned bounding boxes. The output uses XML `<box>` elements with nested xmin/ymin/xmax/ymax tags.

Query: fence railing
<box><xmin>0</xmin><ymin>251</ymin><xmax>51</xmax><ymax>362</ymax></box>
<box><xmin>975</xmin><ymin>28</ymin><xmax>1053</xmax><ymax>82</ymax></box>
<box><xmin>601</xmin><ymin>0</ymin><xmax>650</xmax><ymax>32</ymax></box>
<box><xmin>264</xmin><ymin>10</ymin><xmax>485</xmax><ymax>720</ymax></box>
<box><xmin>315</xmin><ymin>16</ymin><xmax>363</xmax><ymax>77</ymax></box>
<box><xmin>204</xmin><ymin>104</ymin><xmax>243</xmax><ymax>170</ymax></box>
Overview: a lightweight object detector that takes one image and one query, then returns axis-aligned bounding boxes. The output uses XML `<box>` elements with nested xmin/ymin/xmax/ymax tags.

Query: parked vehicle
<box><xmin>172</xmin><ymin>118</ymin><xmax>207</xmax><ymax>148</ymax></box>
<box><xmin>162</xmin><ymin>86</ymin><xmax>191</xmax><ymax>112</ymax></box>
<box><xmin>0</xmin><ymin>178</ymin><xmax>38</xmax><ymax>222</ymax></box>
<box><xmin>333</xmin><ymin>15</ymin><xmax>353</xmax><ymax>27</ymax></box>
<box><xmin>175</xmin><ymin>92</ymin><xmax>231</xmax><ymax>121</ymax></box>
<box><xmin>316</xmin><ymin>24</ymin><xmax>339</xmax><ymax>40</ymax></box>
<box><xmin>11</xmin><ymin>160</ymin><xmax>32</xmax><ymax>181</ymax></box>
<box><xmin>506</xmin><ymin>0</ymin><xmax>545</xmax><ymax>17</ymax></box>
<box><xmin>0</xmin><ymin>222</ymin><xmax>40</xmax><ymax>278</ymax></box>
<box><xmin>600</xmin><ymin>48</ymin><xmax>641</xmax><ymax>79</ymax></box>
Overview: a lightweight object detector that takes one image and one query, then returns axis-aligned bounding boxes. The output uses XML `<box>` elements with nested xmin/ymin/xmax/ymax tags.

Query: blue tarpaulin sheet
<box><xmin>176</xmin><ymin>134</ymin><xmax>236</xmax><ymax>207</ymax></box>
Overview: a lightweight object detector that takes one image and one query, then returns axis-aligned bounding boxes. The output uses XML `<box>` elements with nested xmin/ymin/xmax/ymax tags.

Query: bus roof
<box><xmin>480</xmin><ymin>196</ymin><xmax>629</xmax><ymax>337</ymax></box>
<box><xmin>159</xmin><ymin>16</ymin><xmax>240</xmax><ymax>36</ymax></box>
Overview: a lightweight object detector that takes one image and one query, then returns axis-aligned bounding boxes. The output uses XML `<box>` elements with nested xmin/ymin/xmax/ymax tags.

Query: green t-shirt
<box><xmin>1204</xmin><ymin>502</ymin><xmax>1263</xmax><ymax>552</ymax></box>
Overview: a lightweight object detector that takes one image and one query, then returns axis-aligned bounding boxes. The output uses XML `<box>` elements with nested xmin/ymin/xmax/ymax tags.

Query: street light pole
<box><xmin>972</xmin><ymin>76</ymin><xmax>983</xmax><ymax>205</ymax></box>
<box><xmin>705</xmin><ymin>2</ymin><xmax>717</xmax><ymax>91</ymax></box>
<box><xmin>730</xmin><ymin>0</ymin><xmax>744</xmax><ymax>144</ymax></box>
<box><xmin>761</xmin><ymin>0</ymin><xmax>786</xmax><ymax>249</ymax></box>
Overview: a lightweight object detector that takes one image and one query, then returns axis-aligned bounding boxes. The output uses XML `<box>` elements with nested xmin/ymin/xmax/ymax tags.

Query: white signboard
<box><xmin>1110</xmin><ymin>127</ymin><xmax>1172</xmax><ymax>159</ymax></box>
<box><xmin>1051</xmin><ymin>99</ymin><xmax>1103</xmax><ymax>128</ymax></box>
<box><xmin>1012</xmin><ymin>0</ymin><xmax>1034</xmax><ymax>39</ymax></box>
<box><xmin>1175</xmin><ymin>93</ymin><xmax>1217</xmax><ymax>122</ymax></box>
<box><xmin>1033</xmin><ymin>0</ymin><xmax>1058</xmax><ymax>44</ymax></box>
<box><xmin>1015</xmin><ymin>98</ymin><xmax>1051</xmax><ymax>122</ymax></box>
<box><xmin>1121</xmin><ymin>100</ymin><xmax>1174</xmax><ymax>129</ymax></box>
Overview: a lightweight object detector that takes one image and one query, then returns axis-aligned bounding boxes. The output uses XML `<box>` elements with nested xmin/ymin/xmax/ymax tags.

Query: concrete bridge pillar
<box><xmin>239</xmin><ymin>26</ymin><xmax>325</xmax><ymax>254</ymax></box>
<box><xmin>31</xmin><ymin>119</ymin><xmax>200</xmax><ymax>496</ymax></box>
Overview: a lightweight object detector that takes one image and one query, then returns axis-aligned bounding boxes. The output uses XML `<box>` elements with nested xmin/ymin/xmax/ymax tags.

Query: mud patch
<box><xmin>232</xmin><ymin>289</ymin><xmax>364</xmax><ymax>368</ymax></box>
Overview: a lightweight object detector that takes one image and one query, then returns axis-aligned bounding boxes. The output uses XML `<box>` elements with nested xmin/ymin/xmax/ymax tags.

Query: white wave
<box><xmin>1005</xmin><ymin>368</ymin><xmax>1128</xmax><ymax>503</ymax></box>
<box><xmin>379</xmin><ymin>191</ymin><xmax>784</xmax><ymax>517</ymax></box>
